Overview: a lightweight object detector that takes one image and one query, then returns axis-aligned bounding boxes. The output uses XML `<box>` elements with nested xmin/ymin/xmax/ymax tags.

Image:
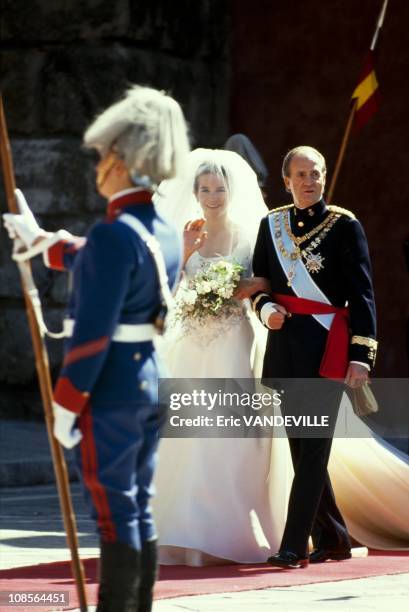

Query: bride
<box><xmin>153</xmin><ymin>149</ymin><xmax>409</xmax><ymax>565</ymax></box>
<box><xmin>152</xmin><ymin>149</ymin><xmax>291</xmax><ymax>565</ymax></box>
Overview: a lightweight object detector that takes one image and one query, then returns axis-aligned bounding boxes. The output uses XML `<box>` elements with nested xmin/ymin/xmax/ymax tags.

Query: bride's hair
<box><xmin>193</xmin><ymin>162</ymin><xmax>229</xmax><ymax>195</ymax></box>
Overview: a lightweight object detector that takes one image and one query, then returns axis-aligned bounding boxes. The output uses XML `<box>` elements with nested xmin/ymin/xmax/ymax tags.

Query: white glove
<box><xmin>2</xmin><ymin>189</ymin><xmax>46</xmax><ymax>248</ymax></box>
<box><xmin>53</xmin><ymin>403</ymin><xmax>83</xmax><ymax>449</ymax></box>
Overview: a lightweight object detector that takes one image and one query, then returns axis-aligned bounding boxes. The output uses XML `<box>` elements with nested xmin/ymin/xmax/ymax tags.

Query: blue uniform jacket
<box><xmin>45</xmin><ymin>189</ymin><xmax>182</xmax><ymax>412</ymax></box>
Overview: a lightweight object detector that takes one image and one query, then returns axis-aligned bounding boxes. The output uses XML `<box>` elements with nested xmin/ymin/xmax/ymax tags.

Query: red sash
<box><xmin>272</xmin><ymin>293</ymin><xmax>349</xmax><ymax>379</ymax></box>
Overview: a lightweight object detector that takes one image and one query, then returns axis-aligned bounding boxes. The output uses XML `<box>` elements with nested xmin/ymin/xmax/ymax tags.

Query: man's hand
<box><xmin>2</xmin><ymin>189</ymin><xmax>47</xmax><ymax>248</ymax></box>
<box><xmin>183</xmin><ymin>218</ymin><xmax>207</xmax><ymax>264</ymax></box>
<box><xmin>267</xmin><ymin>304</ymin><xmax>287</xmax><ymax>330</ymax></box>
<box><xmin>234</xmin><ymin>277</ymin><xmax>271</xmax><ymax>300</ymax></box>
<box><xmin>345</xmin><ymin>362</ymin><xmax>369</xmax><ymax>388</ymax></box>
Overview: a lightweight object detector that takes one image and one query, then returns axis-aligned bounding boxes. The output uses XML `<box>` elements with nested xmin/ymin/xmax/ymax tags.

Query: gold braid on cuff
<box><xmin>252</xmin><ymin>292</ymin><xmax>271</xmax><ymax>312</ymax></box>
<box><xmin>351</xmin><ymin>336</ymin><xmax>378</xmax><ymax>349</ymax></box>
<box><xmin>351</xmin><ymin>335</ymin><xmax>378</xmax><ymax>364</ymax></box>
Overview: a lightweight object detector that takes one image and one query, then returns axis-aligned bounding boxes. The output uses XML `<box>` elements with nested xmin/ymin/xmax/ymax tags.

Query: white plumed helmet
<box><xmin>83</xmin><ymin>85</ymin><xmax>190</xmax><ymax>186</ymax></box>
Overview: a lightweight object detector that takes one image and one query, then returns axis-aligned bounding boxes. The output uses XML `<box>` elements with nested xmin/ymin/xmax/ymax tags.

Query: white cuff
<box><xmin>349</xmin><ymin>360</ymin><xmax>371</xmax><ymax>372</ymax></box>
<box><xmin>260</xmin><ymin>303</ymin><xmax>278</xmax><ymax>327</ymax></box>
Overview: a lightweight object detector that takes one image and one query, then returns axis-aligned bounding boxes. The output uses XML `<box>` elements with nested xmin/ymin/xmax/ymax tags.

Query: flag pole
<box><xmin>0</xmin><ymin>95</ymin><xmax>88</xmax><ymax>612</ymax></box>
<box><xmin>327</xmin><ymin>0</ymin><xmax>389</xmax><ymax>204</ymax></box>
<box><xmin>370</xmin><ymin>0</ymin><xmax>389</xmax><ymax>51</ymax></box>
<box><xmin>326</xmin><ymin>99</ymin><xmax>357</xmax><ymax>205</ymax></box>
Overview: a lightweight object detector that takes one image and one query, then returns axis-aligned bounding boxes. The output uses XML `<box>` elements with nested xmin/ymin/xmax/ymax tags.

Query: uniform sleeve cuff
<box><xmin>350</xmin><ymin>335</ymin><xmax>377</xmax><ymax>368</ymax></box>
<box><xmin>251</xmin><ymin>292</ymin><xmax>271</xmax><ymax>311</ymax></box>
<box><xmin>43</xmin><ymin>230</ymin><xmax>76</xmax><ymax>270</ymax></box>
<box><xmin>53</xmin><ymin>377</ymin><xmax>90</xmax><ymax>414</ymax></box>
<box><xmin>349</xmin><ymin>360</ymin><xmax>371</xmax><ymax>372</ymax></box>
<box><xmin>260</xmin><ymin>303</ymin><xmax>278</xmax><ymax>327</ymax></box>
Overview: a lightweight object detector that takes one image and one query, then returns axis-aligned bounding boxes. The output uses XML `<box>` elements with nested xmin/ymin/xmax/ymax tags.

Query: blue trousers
<box><xmin>76</xmin><ymin>400</ymin><xmax>166</xmax><ymax>550</ymax></box>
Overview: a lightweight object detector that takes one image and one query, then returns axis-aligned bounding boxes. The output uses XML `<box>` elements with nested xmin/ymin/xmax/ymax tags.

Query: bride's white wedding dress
<box><xmin>329</xmin><ymin>427</ymin><xmax>409</xmax><ymax>550</ymax></box>
<box><xmin>153</xmin><ymin>240</ymin><xmax>291</xmax><ymax>564</ymax></box>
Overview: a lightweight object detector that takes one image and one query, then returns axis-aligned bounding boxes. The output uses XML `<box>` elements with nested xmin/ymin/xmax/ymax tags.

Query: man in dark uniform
<box><xmin>252</xmin><ymin>146</ymin><xmax>377</xmax><ymax>569</ymax></box>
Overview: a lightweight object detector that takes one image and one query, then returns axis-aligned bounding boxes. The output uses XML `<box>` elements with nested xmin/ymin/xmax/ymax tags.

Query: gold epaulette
<box><xmin>327</xmin><ymin>205</ymin><xmax>356</xmax><ymax>219</ymax></box>
<box><xmin>268</xmin><ymin>204</ymin><xmax>294</xmax><ymax>214</ymax></box>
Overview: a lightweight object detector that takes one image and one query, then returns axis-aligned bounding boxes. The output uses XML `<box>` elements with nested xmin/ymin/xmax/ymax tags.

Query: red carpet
<box><xmin>0</xmin><ymin>551</ymin><xmax>408</xmax><ymax>611</ymax></box>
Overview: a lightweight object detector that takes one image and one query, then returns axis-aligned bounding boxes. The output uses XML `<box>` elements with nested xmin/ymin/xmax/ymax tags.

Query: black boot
<box><xmin>97</xmin><ymin>541</ymin><xmax>141</xmax><ymax>612</ymax></box>
<box><xmin>138</xmin><ymin>539</ymin><xmax>158</xmax><ymax>612</ymax></box>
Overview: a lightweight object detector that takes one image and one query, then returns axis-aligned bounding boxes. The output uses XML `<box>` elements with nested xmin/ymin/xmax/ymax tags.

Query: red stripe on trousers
<box><xmin>79</xmin><ymin>406</ymin><xmax>116</xmax><ymax>542</ymax></box>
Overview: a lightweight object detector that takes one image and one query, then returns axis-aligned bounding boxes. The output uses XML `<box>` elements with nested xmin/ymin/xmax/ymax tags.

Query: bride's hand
<box><xmin>183</xmin><ymin>218</ymin><xmax>207</xmax><ymax>263</ymax></box>
<box><xmin>233</xmin><ymin>277</ymin><xmax>271</xmax><ymax>300</ymax></box>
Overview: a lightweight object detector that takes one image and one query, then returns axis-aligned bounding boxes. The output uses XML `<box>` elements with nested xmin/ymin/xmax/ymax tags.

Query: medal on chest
<box><xmin>274</xmin><ymin>210</ymin><xmax>339</xmax><ymax>286</ymax></box>
<box><xmin>303</xmin><ymin>252</ymin><xmax>325</xmax><ymax>274</ymax></box>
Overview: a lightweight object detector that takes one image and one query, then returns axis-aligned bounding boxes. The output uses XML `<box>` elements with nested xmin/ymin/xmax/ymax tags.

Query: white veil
<box><xmin>154</xmin><ymin>148</ymin><xmax>268</xmax><ymax>247</ymax></box>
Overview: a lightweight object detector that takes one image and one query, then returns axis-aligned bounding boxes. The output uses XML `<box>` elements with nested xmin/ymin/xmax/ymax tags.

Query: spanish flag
<box><xmin>351</xmin><ymin>50</ymin><xmax>380</xmax><ymax>133</ymax></box>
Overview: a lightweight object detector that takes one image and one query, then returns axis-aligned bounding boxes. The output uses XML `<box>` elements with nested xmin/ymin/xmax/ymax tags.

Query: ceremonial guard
<box><xmin>252</xmin><ymin>146</ymin><xmax>377</xmax><ymax>569</ymax></box>
<box><xmin>4</xmin><ymin>86</ymin><xmax>190</xmax><ymax>611</ymax></box>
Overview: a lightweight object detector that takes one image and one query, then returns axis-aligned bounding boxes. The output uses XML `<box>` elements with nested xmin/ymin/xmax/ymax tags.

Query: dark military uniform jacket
<box><xmin>252</xmin><ymin>199</ymin><xmax>377</xmax><ymax>379</ymax></box>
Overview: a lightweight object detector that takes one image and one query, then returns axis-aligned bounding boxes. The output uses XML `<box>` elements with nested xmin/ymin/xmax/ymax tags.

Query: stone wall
<box><xmin>0</xmin><ymin>1</ymin><xmax>231</xmax><ymax>415</ymax></box>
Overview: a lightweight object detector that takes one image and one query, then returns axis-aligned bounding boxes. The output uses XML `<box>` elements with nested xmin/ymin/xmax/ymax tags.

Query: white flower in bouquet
<box><xmin>175</xmin><ymin>259</ymin><xmax>245</xmax><ymax>321</ymax></box>
<box><xmin>183</xmin><ymin>289</ymin><xmax>198</xmax><ymax>304</ymax></box>
<box><xmin>217</xmin><ymin>285</ymin><xmax>233</xmax><ymax>299</ymax></box>
<box><xmin>196</xmin><ymin>280</ymin><xmax>212</xmax><ymax>295</ymax></box>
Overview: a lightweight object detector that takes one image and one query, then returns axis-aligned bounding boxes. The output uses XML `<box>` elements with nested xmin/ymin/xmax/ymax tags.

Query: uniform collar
<box><xmin>107</xmin><ymin>188</ymin><xmax>153</xmax><ymax>221</ymax></box>
<box><xmin>291</xmin><ymin>198</ymin><xmax>328</xmax><ymax>236</ymax></box>
<box><xmin>293</xmin><ymin>198</ymin><xmax>327</xmax><ymax>220</ymax></box>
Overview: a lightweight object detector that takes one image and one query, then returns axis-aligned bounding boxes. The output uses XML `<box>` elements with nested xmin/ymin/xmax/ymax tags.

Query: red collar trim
<box><xmin>106</xmin><ymin>190</ymin><xmax>153</xmax><ymax>221</ymax></box>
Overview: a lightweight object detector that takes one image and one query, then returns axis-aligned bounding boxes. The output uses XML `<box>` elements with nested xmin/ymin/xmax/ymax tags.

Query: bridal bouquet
<box><xmin>175</xmin><ymin>260</ymin><xmax>244</xmax><ymax>321</ymax></box>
